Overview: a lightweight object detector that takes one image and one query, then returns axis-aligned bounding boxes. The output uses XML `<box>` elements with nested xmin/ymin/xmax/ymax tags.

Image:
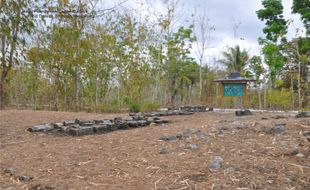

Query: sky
<box><xmin>103</xmin><ymin>0</ymin><xmax>306</xmax><ymax>68</ymax></box>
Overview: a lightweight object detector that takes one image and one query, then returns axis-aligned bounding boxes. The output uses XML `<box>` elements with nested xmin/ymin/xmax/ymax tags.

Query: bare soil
<box><xmin>0</xmin><ymin>110</ymin><xmax>309</xmax><ymax>190</ymax></box>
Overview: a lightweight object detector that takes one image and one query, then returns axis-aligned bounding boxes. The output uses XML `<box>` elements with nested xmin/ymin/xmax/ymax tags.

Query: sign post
<box><xmin>214</xmin><ymin>73</ymin><xmax>255</xmax><ymax>108</ymax></box>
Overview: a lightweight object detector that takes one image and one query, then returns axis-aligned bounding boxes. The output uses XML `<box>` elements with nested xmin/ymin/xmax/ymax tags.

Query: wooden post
<box><xmin>220</xmin><ymin>82</ymin><xmax>224</xmax><ymax>108</ymax></box>
<box><xmin>244</xmin><ymin>82</ymin><xmax>247</xmax><ymax>109</ymax></box>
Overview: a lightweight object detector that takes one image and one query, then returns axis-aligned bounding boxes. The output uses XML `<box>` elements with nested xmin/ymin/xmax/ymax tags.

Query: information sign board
<box><xmin>223</xmin><ymin>83</ymin><xmax>244</xmax><ymax>97</ymax></box>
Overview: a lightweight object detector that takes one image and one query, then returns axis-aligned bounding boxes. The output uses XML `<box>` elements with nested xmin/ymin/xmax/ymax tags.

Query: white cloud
<box><xmin>99</xmin><ymin>0</ymin><xmax>306</xmax><ymax>67</ymax></box>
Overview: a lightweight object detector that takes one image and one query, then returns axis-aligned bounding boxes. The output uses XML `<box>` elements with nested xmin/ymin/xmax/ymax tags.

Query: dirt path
<box><xmin>0</xmin><ymin>110</ymin><xmax>309</xmax><ymax>190</ymax></box>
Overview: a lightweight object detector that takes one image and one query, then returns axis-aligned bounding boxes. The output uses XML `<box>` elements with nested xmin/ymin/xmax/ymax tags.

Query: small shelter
<box><xmin>214</xmin><ymin>73</ymin><xmax>255</xmax><ymax>107</ymax></box>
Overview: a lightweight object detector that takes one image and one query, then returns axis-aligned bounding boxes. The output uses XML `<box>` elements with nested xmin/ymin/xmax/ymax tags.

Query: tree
<box><xmin>248</xmin><ymin>55</ymin><xmax>265</xmax><ymax>109</ymax></box>
<box><xmin>256</xmin><ymin>0</ymin><xmax>287</xmax><ymax>43</ymax></box>
<box><xmin>0</xmin><ymin>0</ymin><xmax>35</xmax><ymax>108</ymax></box>
<box><xmin>194</xmin><ymin>10</ymin><xmax>215</xmax><ymax>101</ymax></box>
<box><xmin>292</xmin><ymin>0</ymin><xmax>310</xmax><ymax>35</ymax></box>
<box><xmin>219</xmin><ymin>45</ymin><xmax>249</xmax><ymax>74</ymax></box>
<box><xmin>166</xmin><ymin>25</ymin><xmax>198</xmax><ymax>106</ymax></box>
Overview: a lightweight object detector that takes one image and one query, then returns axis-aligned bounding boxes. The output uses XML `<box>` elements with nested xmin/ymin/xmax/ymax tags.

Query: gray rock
<box><xmin>187</xmin><ymin>144</ymin><xmax>198</xmax><ymax>150</ymax></box>
<box><xmin>31</xmin><ymin>184</ymin><xmax>55</xmax><ymax>190</ymax></box>
<box><xmin>67</xmin><ymin>125</ymin><xmax>94</xmax><ymax>136</ymax></box>
<box><xmin>78</xmin><ymin>120</ymin><xmax>95</xmax><ymax>126</ymax></box>
<box><xmin>63</xmin><ymin>120</ymin><xmax>76</xmax><ymax>126</ymax></box>
<box><xmin>235</xmin><ymin>110</ymin><xmax>253</xmax><ymax>116</ymax></box>
<box><xmin>18</xmin><ymin>175</ymin><xmax>33</xmax><ymax>182</ymax></box>
<box><xmin>3</xmin><ymin>168</ymin><xmax>16</xmax><ymax>175</ymax></box>
<box><xmin>92</xmin><ymin>124</ymin><xmax>107</xmax><ymax>133</ymax></box>
<box><xmin>303</xmin><ymin>131</ymin><xmax>310</xmax><ymax>136</ymax></box>
<box><xmin>28</xmin><ymin>124</ymin><xmax>54</xmax><ymax>132</ymax></box>
<box><xmin>127</xmin><ymin>121</ymin><xmax>138</xmax><ymax>128</ymax></box>
<box><xmin>296</xmin><ymin>153</ymin><xmax>305</xmax><ymax>158</ymax></box>
<box><xmin>183</xmin><ymin>128</ymin><xmax>196</xmax><ymax>138</ymax></box>
<box><xmin>159</xmin><ymin>148</ymin><xmax>169</xmax><ymax>154</ymax></box>
<box><xmin>208</xmin><ymin>156</ymin><xmax>223</xmax><ymax>170</ymax></box>
<box><xmin>52</xmin><ymin>123</ymin><xmax>63</xmax><ymax>129</ymax></box>
<box><xmin>296</xmin><ymin>111</ymin><xmax>310</xmax><ymax>118</ymax></box>
<box><xmin>196</xmin><ymin>130</ymin><xmax>208</xmax><ymax>141</ymax></box>
<box><xmin>270</xmin><ymin>124</ymin><xmax>286</xmax><ymax>135</ymax></box>
<box><xmin>159</xmin><ymin>135</ymin><xmax>178</xmax><ymax>142</ymax></box>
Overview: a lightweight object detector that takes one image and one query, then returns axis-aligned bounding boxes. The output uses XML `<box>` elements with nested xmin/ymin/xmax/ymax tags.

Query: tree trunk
<box><xmin>75</xmin><ymin>66</ymin><xmax>80</xmax><ymax>111</ymax></box>
<box><xmin>257</xmin><ymin>85</ymin><xmax>262</xmax><ymax>110</ymax></box>
<box><xmin>269</xmin><ymin>72</ymin><xmax>272</xmax><ymax>110</ymax></box>
<box><xmin>263</xmin><ymin>82</ymin><xmax>267</xmax><ymax>110</ymax></box>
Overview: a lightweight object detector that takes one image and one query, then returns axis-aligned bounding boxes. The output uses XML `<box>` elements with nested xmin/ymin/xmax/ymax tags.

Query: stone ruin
<box><xmin>28</xmin><ymin>105</ymin><xmax>212</xmax><ymax>137</ymax></box>
<box><xmin>28</xmin><ymin>116</ymin><xmax>169</xmax><ymax>136</ymax></box>
<box><xmin>130</xmin><ymin>105</ymin><xmax>212</xmax><ymax>117</ymax></box>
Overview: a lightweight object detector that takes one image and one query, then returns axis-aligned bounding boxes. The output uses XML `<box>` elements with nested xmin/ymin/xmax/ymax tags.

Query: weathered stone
<box><xmin>272</xmin><ymin>115</ymin><xmax>287</xmax><ymax>119</ymax></box>
<box><xmin>235</xmin><ymin>110</ymin><xmax>253</xmax><ymax>116</ymax></box>
<box><xmin>153</xmin><ymin>119</ymin><xmax>169</xmax><ymax>124</ymax></box>
<box><xmin>187</xmin><ymin>144</ymin><xmax>198</xmax><ymax>150</ymax></box>
<box><xmin>179</xmin><ymin>111</ymin><xmax>194</xmax><ymax>115</ymax></box>
<box><xmin>63</xmin><ymin>120</ymin><xmax>76</xmax><ymax>126</ymax></box>
<box><xmin>270</xmin><ymin>124</ymin><xmax>286</xmax><ymax>135</ymax></box>
<box><xmin>132</xmin><ymin>115</ymin><xmax>145</xmax><ymax>121</ymax></box>
<box><xmin>296</xmin><ymin>153</ymin><xmax>305</xmax><ymax>158</ymax></box>
<box><xmin>18</xmin><ymin>175</ymin><xmax>33</xmax><ymax>182</ymax></box>
<box><xmin>52</xmin><ymin>123</ymin><xmax>63</xmax><ymax>129</ymax></box>
<box><xmin>196</xmin><ymin>130</ymin><xmax>208</xmax><ymax>141</ymax></box>
<box><xmin>138</xmin><ymin>120</ymin><xmax>150</xmax><ymax>127</ymax></box>
<box><xmin>287</xmin><ymin>149</ymin><xmax>299</xmax><ymax>156</ymax></box>
<box><xmin>159</xmin><ymin>148</ymin><xmax>169</xmax><ymax>154</ymax></box>
<box><xmin>303</xmin><ymin>131</ymin><xmax>310</xmax><ymax>136</ymax></box>
<box><xmin>159</xmin><ymin>135</ymin><xmax>178</xmax><ymax>142</ymax></box>
<box><xmin>296</xmin><ymin>111</ymin><xmax>310</xmax><ymax>118</ymax></box>
<box><xmin>114</xmin><ymin>117</ymin><xmax>122</xmax><ymax>121</ymax></box>
<box><xmin>183</xmin><ymin>128</ymin><xmax>196</xmax><ymax>138</ymax></box>
<box><xmin>93</xmin><ymin>120</ymin><xmax>104</xmax><ymax>124</ymax></box>
<box><xmin>127</xmin><ymin>121</ymin><xmax>138</xmax><ymax>128</ymax></box>
<box><xmin>208</xmin><ymin>156</ymin><xmax>223</xmax><ymax>170</ymax></box>
<box><xmin>31</xmin><ymin>184</ymin><xmax>55</xmax><ymax>190</ymax></box>
<box><xmin>78</xmin><ymin>120</ymin><xmax>95</xmax><ymax>126</ymax></box>
<box><xmin>92</xmin><ymin>124</ymin><xmax>107</xmax><ymax>133</ymax></box>
<box><xmin>67</xmin><ymin>125</ymin><xmax>94</xmax><ymax>136</ymax></box>
<box><xmin>3</xmin><ymin>168</ymin><xmax>16</xmax><ymax>175</ymax></box>
<box><xmin>28</xmin><ymin>124</ymin><xmax>54</xmax><ymax>132</ymax></box>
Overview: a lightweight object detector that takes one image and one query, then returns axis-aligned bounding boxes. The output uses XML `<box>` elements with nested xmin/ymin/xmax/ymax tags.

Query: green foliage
<box><xmin>141</xmin><ymin>102</ymin><xmax>160</xmax><ymax>112</ymax></box>
<box><xmin>248</xmin><ymin>55</ymin><xmax>264</xmax><ymax>81</ymax></box>
<box><xmin>292</xmin><ymin>0</ymin><xmax>310</xmax><ymax>35</ymax></box>
<box><xmin>220</xmin><ymin>45</ymin><xmax>249</xmax><ymax>74</ymax></box>
<box><xmin>122</xmin><ymin>96</ymin><xmax>131</xmax><ymax>105</ymax></box>
<box><xmin>267</xmin><ymin>89</ymin><xmax>293</xmax><ymax>110</ymax></box>
<box><xmin>256</xmin><ymin>0</ymin><xmax>287</xmax><ymax>42</ymax></box>
<box><xmin>259</xmin><ymin>39</ymin><xmax>285</xmax><ymax>83</ymax></box>
<box><xmin>128</xmin><ymin>102</ymin><xmax>141</xmax><ymax>113</ymax></box>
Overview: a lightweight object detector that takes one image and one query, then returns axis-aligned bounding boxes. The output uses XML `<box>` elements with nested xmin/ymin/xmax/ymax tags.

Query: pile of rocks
<box><xmin>130</xmin><ymin>110</ymin><xmax>194</xmax><ymax>117</ymax></box>
<box><xmin>28</xmin><ymin>116</ymin><xmax>169</xmax><ymax>136</ymax></box>
<box><xmin>180</xmin><ymin>105</ymin><xmax>212</xmax><ymax>112</ymax></box>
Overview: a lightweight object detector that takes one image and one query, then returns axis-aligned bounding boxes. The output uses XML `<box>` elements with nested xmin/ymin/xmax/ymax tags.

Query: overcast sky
<box><xmin>103</xmin><ymin>0</ymin><xmax>306</xmax><ymax>68</ymax></box>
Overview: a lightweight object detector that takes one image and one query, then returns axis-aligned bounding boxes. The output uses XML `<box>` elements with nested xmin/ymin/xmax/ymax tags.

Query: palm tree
<box><xmin>219</xmin><ymin>45</ymin><xmax>249</xmax><ymax>74</ymax></box>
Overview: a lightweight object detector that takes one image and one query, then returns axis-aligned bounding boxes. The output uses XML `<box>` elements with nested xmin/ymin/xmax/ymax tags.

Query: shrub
<box><xmin>141</xmin><ymin>102</ymin><xmax>160</xmax><ymax>112</ymax></box>
<box><xmin>128</xmin><ymin>102</ymin><xmax>141</xmax><ymax>113</ymax></box>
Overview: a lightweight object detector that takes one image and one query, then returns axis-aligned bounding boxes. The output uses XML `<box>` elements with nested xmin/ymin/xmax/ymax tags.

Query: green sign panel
<box><xmin>224</xmin><ymin>83</ymin><xmax>244</xmax><ymax>97</ymax></box>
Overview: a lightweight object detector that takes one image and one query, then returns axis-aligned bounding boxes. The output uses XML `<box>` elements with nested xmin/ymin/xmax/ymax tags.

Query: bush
<box><xmin>128</xmin><ymin>102</ymin><xmax>141</xmax><ymax>113</ymax></box>
<box><xmin>99</xmin><ymin>99</ymin><xmax>120</xmax><ymax>113</ymax></box>
<box><xmin>141</xmin><ymin>102</ymin><xmax>160</xmax><ymax>112</ymax></box>
<box><xmin>268</xmin><ymin>89</ymin><xmax>293</xmax><ymax>110</ymax></box>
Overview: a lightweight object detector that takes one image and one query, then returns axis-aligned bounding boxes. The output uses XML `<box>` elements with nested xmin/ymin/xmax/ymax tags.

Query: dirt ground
<box><xmin>0</xmin><ymin>110</ymin><xmax>309</xmax><ymax>190</ymax></box>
